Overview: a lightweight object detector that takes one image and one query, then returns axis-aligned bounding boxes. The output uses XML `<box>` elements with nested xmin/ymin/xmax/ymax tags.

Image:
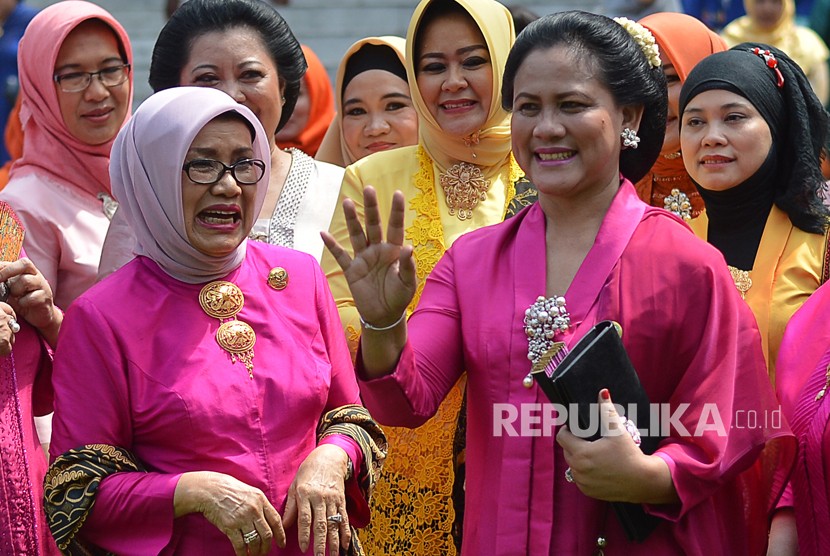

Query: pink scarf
<box><xmin>10</xmin><ymin>0</ymin><xmax>133</xmax><ymax>199</ymax></box>
<box><xmin>110</xmin><ymin>87</ymin><xmax>271</xmax><ymax>284</ymax></box>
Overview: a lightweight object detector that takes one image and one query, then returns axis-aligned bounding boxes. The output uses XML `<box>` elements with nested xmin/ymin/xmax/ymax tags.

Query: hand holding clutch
<box><xmin>556</xmin><ymin>389</ymin><xmax>678</xmax><ymax>506</ymax></box>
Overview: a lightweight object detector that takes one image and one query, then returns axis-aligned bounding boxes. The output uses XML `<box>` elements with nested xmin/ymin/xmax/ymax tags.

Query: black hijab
<box><xmin>679</xmin><ymin>44</ymin><xmax>829</xmax><ymax>269</ymax></box>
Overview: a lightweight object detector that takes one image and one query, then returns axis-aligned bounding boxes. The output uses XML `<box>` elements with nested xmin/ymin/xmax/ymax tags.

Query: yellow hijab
<box><xmin>406</xmin><ymin>0</ymin><xmax>515</xmax><ymax>174</ymax></box>
<box><xmin>316</xmin><ymin>36</ymin><xmax>407</xmax><ymax>167</ymax></box>
<box><xmin>722</xmin><ymin>0</ymin><xmax>829</xmax><ymax>74</ymax></box>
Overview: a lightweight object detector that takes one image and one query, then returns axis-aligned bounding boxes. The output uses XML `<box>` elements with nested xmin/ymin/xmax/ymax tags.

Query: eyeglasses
<box><xmin>53</xmin><ymin>64</ymin><xmax>131</xmax><ymax>93</ymax></box>
<box><xmin>182</xmin><ymin>158</ymin><xmax>266</xmax><ymax>186</ymax></box>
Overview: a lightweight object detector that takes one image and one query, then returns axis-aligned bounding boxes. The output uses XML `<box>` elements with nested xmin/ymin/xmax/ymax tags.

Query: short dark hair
<box><xmin>502</xmin><ymin>11</ymin><xmax>667</xmax><ymax>183</ymax></box>
<box><xmin>149</xmin><ymin>0</ymin><xmax>306</xmax><ymax>133</ymax></box>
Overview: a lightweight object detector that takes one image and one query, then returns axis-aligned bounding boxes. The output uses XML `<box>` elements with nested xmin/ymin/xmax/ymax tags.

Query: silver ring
<box><xmin>8</xmin><ymin>318</ymin><xmax>19</xmax><ymax>334</ymax></box>
<box><xmin>242</xmin><ymin>530</ymin><xmax>259</xmax><ymax>544</ymax></box>
<box><xmin>564</xmin><ymin>467</ymin><xmax>574</xmax><ymax>483</ymax></box>
<box><xmin>621</xmin><ymin>417</ymin><xmax>642</xmax><ymax>446</ymax></box>
<box><xmin>327</xmin><ymin>513</ymin><xmax>343</xmax><ymax>523</ymax></box>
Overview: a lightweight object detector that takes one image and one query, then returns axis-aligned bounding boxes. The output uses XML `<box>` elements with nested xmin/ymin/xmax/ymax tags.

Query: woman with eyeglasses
<box><xmin>44</xmin><ymin>86</ymin><xmax>386</xmax><ymax>556</ymax></box>
<box><xmin>0</xmin><ymin>0</ymin><xmax>132</xmax><ymax>309</ymax></box>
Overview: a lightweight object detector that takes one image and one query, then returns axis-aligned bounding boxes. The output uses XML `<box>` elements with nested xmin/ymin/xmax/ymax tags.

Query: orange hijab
<box><xmin>636</xmin><ymin>13</ymin><xmax>727</xmax><ymax>216</ymax></box>
<box><xmin>0</xmin><ymin>96</ymin><xmax>23</xmax><ymax>191</ymax></box>
<box><xmin>276</xmin><ymin>45</ymin><xmax>334</xmax><ymax>156</ymax></box>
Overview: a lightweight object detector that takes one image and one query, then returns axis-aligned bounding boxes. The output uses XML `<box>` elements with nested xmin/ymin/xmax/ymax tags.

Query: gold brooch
<box><xmin>199</xmin><ymin>281</ymin><xmax>256</xmax><ymax>379</ymax></box>
<box><xmin>727</xmin><ymin>266</ymin><xmax>752</xmax><ymax>299</ymax></box>
<box><xmin>439</xmin><ymin>162</ymin><xmax>490</xmax><ymax>221</ymax></box>
<box><xmin>268</xmin><ymin>267</ymin><xmax>288</xmax><ymax>290</ymax></box>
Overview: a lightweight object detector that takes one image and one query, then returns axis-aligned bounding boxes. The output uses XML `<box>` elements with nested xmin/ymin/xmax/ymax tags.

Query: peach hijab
<box><xmin>11</xmin><ymin>0</ymin><xmax>133</xmax><ymax>199</ymax></box>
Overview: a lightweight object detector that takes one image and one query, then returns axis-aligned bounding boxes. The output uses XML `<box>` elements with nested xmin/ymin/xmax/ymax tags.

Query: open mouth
<box><xmin>538</xmin><ymin>150</ymin><xmax>576</xmax><ymax>161</ymax></box>
<box><xmin>700</xmin><ymin>155</ymin><xmax>734</xmax><ymax>165</ymax></box>
<box><xmin>441</xmin><ymin>100</ymin><xmax>475</xmax><ymax>111</ymax></box>
<box><xmin>198</xmin><ymin>208</ymin><xmax>241</xmax><ymax>227</ymax></box>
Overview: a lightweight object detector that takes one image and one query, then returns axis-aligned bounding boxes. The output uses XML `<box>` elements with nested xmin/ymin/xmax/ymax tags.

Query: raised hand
<box><xmin>322</xmin><ymin>186</ymin><xmax>417</xmax><ymax>329</ymax></box>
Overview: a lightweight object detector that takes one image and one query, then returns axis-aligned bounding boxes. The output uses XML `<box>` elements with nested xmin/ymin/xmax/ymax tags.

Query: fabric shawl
<box><xmin>406</xmin><ymin>0</ymin><xmax>514</xmax><ymax>174</ymax></box>
<box><xmin>276</xmin><ymin>45</ymin><xmax>334</xmax><ymax>157</ymax></box>
<box><xmin>316</xmin><ymin>36</ymin><xmax>408</xmax><ymax>167</ymax></box>
<box><xmin>722</xmin><ymin>0</ymin><xmax>829</xmax><ymax>75</ymax></box>
<box><xmin>109</xmin><ymin>87</ymin><xmax>270</xmax><ymax>284</ymax></box>
<box><xmin>11</xmin><ymin>1</ymin><xmax>133</xmax><ymax>199</ymax></box>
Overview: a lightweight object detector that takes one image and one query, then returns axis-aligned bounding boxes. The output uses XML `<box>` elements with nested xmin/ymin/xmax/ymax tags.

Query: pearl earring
<box><xmin>621</xmin><ymin>128</ymin><xmax>640</xmax><ymax>149</ymax></box>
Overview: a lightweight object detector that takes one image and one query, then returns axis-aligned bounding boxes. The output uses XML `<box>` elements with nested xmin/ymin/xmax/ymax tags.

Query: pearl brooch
<box><xmin>523</xmin><ymin>295</ymin><xmax>569</xmax><ymax>387</ymax></box>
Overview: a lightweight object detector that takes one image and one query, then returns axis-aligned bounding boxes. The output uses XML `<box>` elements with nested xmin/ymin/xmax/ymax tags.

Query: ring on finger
<box><xmin>326</xmin><ymin>513</ymin><xmax>343</xmax><ymax>524</ymax></box>
<box><xmin>564</xmin><ymin>467</ymin><xmax>574</xmax><ymax>483</ymax></box>
<box><xmin>242</xmin><ymin>530</ymin><xmax>259</xmax><ymax>544</ymax></box>
<box><xmin>8</xmin><ymin>318</ymin><xmax>19</xmax><ymax>334</ymax></box>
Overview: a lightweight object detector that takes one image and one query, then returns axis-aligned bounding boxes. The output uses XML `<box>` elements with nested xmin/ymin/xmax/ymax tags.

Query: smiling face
<box><xmin>54</xmin><ymin>19</ymin><xmax>130</xmax><ymax>145</ymax></box>
<box><xmin>180</xmin><ymin>27</ymin><xmax>283</xmax><ymax>143</ymax></box>
<box><xmin>415</xmin><ymin>11</ymin><xmax>493</xmax><ymax>138</ymax></box>
<box><xmin>341</xmin><ymin>69</ymin><xmax>418</xmax><ymax>161</ymax></box>
<box><xmin>680</xmin><ymin>89</ymin><xmax>772</xmax><ymax>191</ymax></box>
<box><xmin>510</xmin><ymin>45</ymin><xmax>641</xmax><ymax>203</ymax></box>
<box><xmin>182</xmin><ymin>116</ymin><xmax>258</xmax><ymax>257</ymax></box>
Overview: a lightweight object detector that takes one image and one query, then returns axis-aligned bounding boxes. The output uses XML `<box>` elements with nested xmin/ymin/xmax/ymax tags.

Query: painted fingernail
<box><xmin>600</xmin><ymin>388</ymin><xmax>610</xmax><ymax>401</ymax></box>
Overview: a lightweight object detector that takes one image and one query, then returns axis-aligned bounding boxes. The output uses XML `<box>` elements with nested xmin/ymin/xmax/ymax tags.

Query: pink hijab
<box><xmin>109</xmin><ymin>87</ymin><xmax>270</xmax><ymax>284</ymax></box>
<box><xmin>11</xmin><ymin>0</ymin><xmax>133</xmax><ymax>199</ymax></box>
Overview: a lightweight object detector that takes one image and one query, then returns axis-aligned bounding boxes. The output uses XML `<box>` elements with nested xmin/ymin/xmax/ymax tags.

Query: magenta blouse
<box><xmin>50</xmin><ymin>241</ymin><xmax>364</xmax><ymax>555</ymax></box>
<box><xmin>359</xmin><ymin>181</ymin><xmax>793</xmax><ymax>555</ymax></box>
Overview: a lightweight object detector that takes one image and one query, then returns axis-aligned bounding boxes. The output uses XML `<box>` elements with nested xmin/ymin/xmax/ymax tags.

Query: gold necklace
<box><xmin>727</xmin><ymin>266</ymin><xmax>753</xmax><ymax>299</ymax></box>
<box><xmin>198</xmin><ymin>281</ymin><xmax>256</xmax><ymax>379</ymax></box>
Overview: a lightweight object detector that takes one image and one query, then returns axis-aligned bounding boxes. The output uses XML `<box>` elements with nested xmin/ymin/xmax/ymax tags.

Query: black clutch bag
<box><xmin>531</xmin><ymin>320</ymin><xmax>662</xmax><ymax>542</ymax></box>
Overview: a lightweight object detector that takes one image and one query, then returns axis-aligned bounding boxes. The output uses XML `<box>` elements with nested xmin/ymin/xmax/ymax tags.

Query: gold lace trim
<box><xmin>358</xmin><ymin>147</ymin><xmax>520</xmax><ymax>555</ymax></box>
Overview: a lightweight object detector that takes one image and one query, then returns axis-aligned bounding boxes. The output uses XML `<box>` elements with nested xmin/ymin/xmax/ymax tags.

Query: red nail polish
<box><xmin>601</xmin><ymin>389</ymin><xmax>610</xmax><ymax>401</ymax></box>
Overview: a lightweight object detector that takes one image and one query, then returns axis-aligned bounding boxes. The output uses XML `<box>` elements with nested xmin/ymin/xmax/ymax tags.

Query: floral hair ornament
<box><xmin>613</xmin><ymin>17</ymin><xmax>661</xmax><ymax>68</ymax></box>
<box><xmin>751</xmin><ymin>47</ymin><xmax>785</xmax><ymax>88</ymax></box>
